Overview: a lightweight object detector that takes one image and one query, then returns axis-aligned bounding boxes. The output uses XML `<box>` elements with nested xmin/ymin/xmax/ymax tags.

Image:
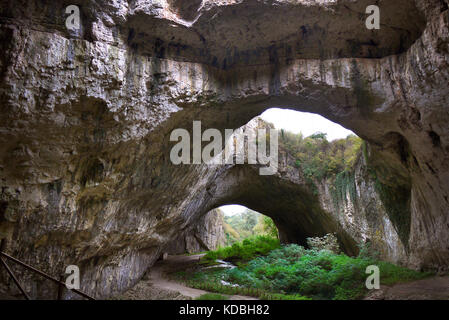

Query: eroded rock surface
<box><xmin>0</xmin><ymin>0</ymin><xmax>448</xmax><ymax>298</ymax></box>
<box><xmin>164</xmin><ymin>208</ymin><xmax>225</xmax><ymax>254</ymax></box>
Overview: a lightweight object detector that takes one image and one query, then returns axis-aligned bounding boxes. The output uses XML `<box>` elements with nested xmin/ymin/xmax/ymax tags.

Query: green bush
<box><xmin>218</xmin><ymin>244</ymin><xmax>433</xmax><ymax>300</ymax></box>
<box><xmin>202</xmin><ymin>236</ymin><xmax>280</xmax><ymax>263</ymax></box>
<box><xmin>186</xmin><ymin>235</ymin><xmax>433</xmax><ymax>300</ymax></box>
<box><xmin>306</xmin><ymin>233</ymin><xmax>341</xmax><ymax>254</ymax></box>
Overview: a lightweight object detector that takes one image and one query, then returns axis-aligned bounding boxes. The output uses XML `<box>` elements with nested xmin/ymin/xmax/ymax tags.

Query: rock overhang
<box><xmin>125</xmin><ymin>0</ymin><xmax>426</xmax><ymax>68</ymax></box>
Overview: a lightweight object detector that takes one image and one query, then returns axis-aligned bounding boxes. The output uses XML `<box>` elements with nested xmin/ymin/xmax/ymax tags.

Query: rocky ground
<box><xmin>365</xmin><ymin>276</ymin><xmax>449</xmax><ymax>300</ymax></box>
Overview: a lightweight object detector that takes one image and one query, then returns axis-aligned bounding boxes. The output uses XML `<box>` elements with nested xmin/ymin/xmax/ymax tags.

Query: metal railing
<box><xmin>0</xmin><ymin>239</ymin><xmax>95</xmax><ymax>300</ymax></box>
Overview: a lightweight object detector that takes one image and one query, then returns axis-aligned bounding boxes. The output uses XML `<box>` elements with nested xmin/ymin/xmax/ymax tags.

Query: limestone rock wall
<box><xmin>0</xmin><ymin>0</ymin><xmax>448</xmax><ymax>298</ymax></box>
<box><xmin>317</xmin><ymin>152</ymin><xmax>408</xmax><ymax>265</ymax></box>
<box><xmin>165</xmin><ymin>208</ymin><xmax>225</xmax><ymax>254</ymax></box>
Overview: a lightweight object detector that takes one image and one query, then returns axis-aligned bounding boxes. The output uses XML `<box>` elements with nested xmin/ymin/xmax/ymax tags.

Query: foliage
<box><xmin>189</xmin><ymin>234</ymin><xmax>433</xmax><ymax>300</ymax></box>
<box><xmin>223</xmin><ymin>209</ymin><xmax>278</xmax><ymax>245</ymax></box>
<box><xmin>279</xmin><ymin>131</ymin><xmax>362</xmax><ymax>182</ymax></box>
<box><xmin>357</xmin><ymin>241</ymin><xmax>380</xmax><ymax>261</ymax></box>
<box><xmin>260</xmin><ymin>293</ymin><xmax>312</xmax><ymax>300</ymax></box>
<box><xmin>223</xmin><ymin>222</ymin><xmax>240</xmax><ymax>245</ymax></box>
<box><xmin>195</xmin><ymin>293</ymin><xmax>229</xmax><ymax>300</ymax></box>
<box><xmin>279</xmin><ymin>130</ymin><xmax>362</xmax><ymax>200</ymax></box>
<box><xmin>223</xmin><ymin>209</ymin><xmax>259</xmax><ymax>245</ymax></box>
<box><xmin>222</xmin><ymin>244</ymin><xmax>431</xmax><ymax>300</ymax></box>
<box><xmin>184</xmin><ymin>277</ymin><xmax>310</xmax><ymax>300</ymax></box>
<box><xmin>203</xmin><ymin>235</ymin><xmax>280</xmax><ymax>263</ymax></box>
<box><xmin>306</xmin><ymin>233</ymin><xmax>340</xmax><ymax>254</ymax></box>
<box><xmin>253</xmin><ymin>215</ymin><xmax>279</xmax><ymax>239</ymax></box>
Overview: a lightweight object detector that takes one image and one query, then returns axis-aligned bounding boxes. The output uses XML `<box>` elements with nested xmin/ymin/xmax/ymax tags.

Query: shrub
<box><xmin>306</xmin><ymin>233</ymin><xmax>341</xmax><ymax>254</ymax></box>
<box><xmin>219</xmin><ymin>244</ymin><xmax>431</xmax><ymax>300</ymax></box>
<box><xmin>187</xmin><ymin>236</ymin><xmax>432</xmax><ymax>300</ymax></box>
<box><xmin>203</xmin><ymin>235</ymin><xmax>280</xmax><ymax>263</ymax></box>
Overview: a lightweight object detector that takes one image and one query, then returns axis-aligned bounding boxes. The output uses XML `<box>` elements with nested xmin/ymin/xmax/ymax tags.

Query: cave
<box><xmin>0</xmin><ymin>0</ymin><xmax>448</xmax><ymax>300</ymax></box>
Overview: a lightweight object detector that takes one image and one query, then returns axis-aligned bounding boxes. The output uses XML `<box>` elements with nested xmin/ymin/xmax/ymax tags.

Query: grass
<box><xmin>184</xmin><ymin>278</ymin><xmax>311</xmax><ymax>300</ymax></box>
<box><xmin>195</xmin><ymin>293</ymin><xmax>229</xmax><ymax>300</ymax></box>
<box><xmin>180</xmin><ymin>238</ymin><xmax>434</xmax><ymax>300</ymax></box>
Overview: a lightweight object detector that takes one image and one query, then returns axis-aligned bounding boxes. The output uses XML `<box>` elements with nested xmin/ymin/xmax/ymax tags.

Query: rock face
<box><xmin>317</xmin><ymin>147</ymin><xmax>409</xmax><ymax>265</ymax></box>
<box><xmin>0</xmin><ymin>0</ymin><xmax>448</xmax><ymax>298</ymax></box>
<box><xmin>164</xmin><ymin>208</ymin><xmax>225</xmax><ymax>254</ymax></box>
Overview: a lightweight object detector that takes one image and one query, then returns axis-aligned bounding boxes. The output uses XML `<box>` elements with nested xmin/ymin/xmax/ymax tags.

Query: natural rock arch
<box><xmin>191</xmin><ymin>159</ymin><xmax>359</xmax><ymax>255</ymax></box>
<box><xmin>0</xmin><ymin>0</ymin><xmax>448</xmax><ymax>299</ymax></box>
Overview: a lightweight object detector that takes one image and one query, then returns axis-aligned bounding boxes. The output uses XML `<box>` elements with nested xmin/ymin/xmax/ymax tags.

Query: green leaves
<box><xmin>202</xmin><ymin>235</ymin><xmax>280</xmax><ymax>263</ymax></box>
<box><xmin>190</xmin><ymin>236</ymin><xmax>432</xmax><ymax>300</ymax></box>
<box><xmin>201</xmin><ymin>241</ymin><xmax>432</xmax><ymax>300</ymax></box>
<box><xmin>279</xmin><ymin>129</ymin><xmax>363</xmax><ymax>181</ymax></box>
<box><xmin>223</xmin><ymin>210</ymin><xmax>276</xmax><ymax>245</ymax></box>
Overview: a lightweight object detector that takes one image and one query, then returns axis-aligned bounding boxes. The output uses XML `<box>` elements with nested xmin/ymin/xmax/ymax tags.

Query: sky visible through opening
<box><xmin>220</xmin><ymin>109</ymin><xmax>355</xmax><ymax>216</ymax></box>
<box><xmin>221</xmin><ymin>204</ymin><xmax>252</xmax><ymax>216</ymax></box>
<box><xmin>260</xmin><ymin>108</ymin><xmax>354</xmax><ymax>141</ymax></box>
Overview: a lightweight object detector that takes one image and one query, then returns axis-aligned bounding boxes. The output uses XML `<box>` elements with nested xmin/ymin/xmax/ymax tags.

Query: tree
<box><xmin>242</xmin><ymin>209</ymin><xmax>258</xmax><ymax>233</ymax></box>
<box><xmin>253</xmin><ymin>215</ymin><xmax>278</xmax><ymax>238</ymax></box>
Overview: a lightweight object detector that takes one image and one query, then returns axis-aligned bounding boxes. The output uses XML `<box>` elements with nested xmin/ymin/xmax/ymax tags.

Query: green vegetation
<box><xmin>176</xmin><ymin>267</ymin><xmax>310</xmax><ymax>300</ymax></box>
<box><xmin>279</xmin><ymin>129</ymin><xmax>362</xmax><ymax>211</ymax></box>
<box><xmin>224</xmin><ymin>245</ymin><xmax>431</xmax><ymax>300</ymax></box>
<box><xmin>220</xmin><ymin>131</ymin><xmax>363</xmax><ymax>246</ymax></box>
<box><xmin>181</xmin><ymin>236</ymin><xmax>432</xmax><ymax>300</ymax></box>
<box><xmin>195</xmin><ymin>293</ymin><xmax>229</xmax><ymax>300</ymax></box>
<box><xmin>253</xmin><ymin>215</ymin><xmax>279</xmax><ymax>239</ymax></box>
<box><xmin>223</xmin><ymin>209</ymin><xmax>278</xmax><ymax>245</ymax></box>
<box><xmin>280</xmin><ymin>131</ymin><xmax>362</xmax><ymax>182</ymax></box>
<box><xmin>188</xmin><ymin>279</ymin><xmax>311</xmax><ymax>300</ymax></box>
<box><xmin>202</xmin><ymin>235</ymin><xmax>280</xmax><ymax>264</ymax></box>
<box><xmin>223</xmin><ymin>209</ymin><xmax>258</xmax><ymax>244</ymax></box>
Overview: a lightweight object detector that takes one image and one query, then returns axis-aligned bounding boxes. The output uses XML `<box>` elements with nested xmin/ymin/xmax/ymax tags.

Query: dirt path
<box><xmin>116</xmin><ymin>254</ymin><xmax>257</xmax><ymax>300</ymax></box>
<box><xmin>365</xmin><ymin>276</ymin><xmax>449</xmax><ymax>300</ymax></box>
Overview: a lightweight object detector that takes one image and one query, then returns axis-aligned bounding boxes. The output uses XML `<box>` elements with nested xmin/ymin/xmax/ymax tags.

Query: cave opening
<box><xmin>259</xmin><ymin>108</ymin><xmax>355</xmax><ymax>142</ymax></box>
<box><xmin>218</xmin><ymin>205</ymin><xmax>279</xmax><ymax>247</ymax></box>
<box><xmin>174</xmin><ymin>109</ymin><xmax>362</xmax><ymax>257</ymax></box>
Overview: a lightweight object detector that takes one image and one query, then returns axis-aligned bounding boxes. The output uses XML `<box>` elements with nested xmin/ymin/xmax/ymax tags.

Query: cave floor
<box><xmin>365</xmin><ymin>276</ymin><xmax>449</xmax><ymax>300</ymax></box>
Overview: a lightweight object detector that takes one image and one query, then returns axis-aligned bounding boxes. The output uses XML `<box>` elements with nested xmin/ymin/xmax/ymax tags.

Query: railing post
<box><xmin>0</xmin><ymin>238</ymin><xmax>31</xmax><ymax>300</ymax></box>
<box><xmin>0</xmin><ymin>251</ymin><xmax>95</xmax><ymax>300</ymax></box>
